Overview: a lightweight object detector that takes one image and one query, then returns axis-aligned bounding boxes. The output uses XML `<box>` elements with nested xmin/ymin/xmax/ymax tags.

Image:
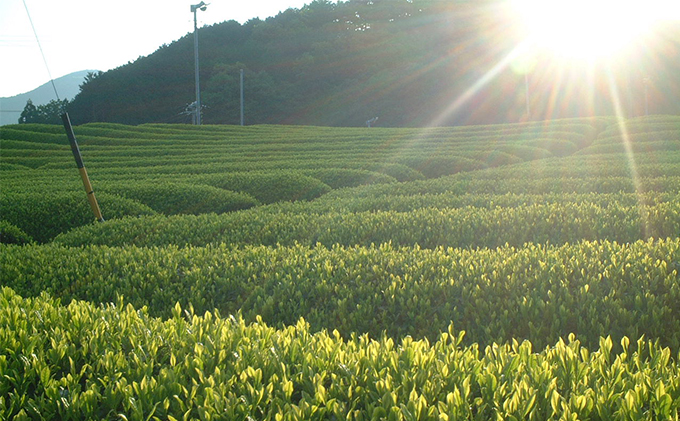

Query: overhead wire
<box><xmin>21</xmin><ymin>0</ymin><xmax>104</xmax><ymax>222</ymax></box>
<box><xmin>23</xmin><ymin>0</ymin><xmax>61</xmax><ymax>102</ymax></box>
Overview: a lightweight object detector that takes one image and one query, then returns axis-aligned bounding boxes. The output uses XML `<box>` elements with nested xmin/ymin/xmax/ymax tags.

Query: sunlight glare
<box><xmin>605</xmin><ymin>70</ymin><xmax>650</xmax><ymax>237</ymax></box>
<box><xmin>513</xmin><ymin>0</ymin><xmax>678</xmax><ymax>60</ymax></box>
<box><xmin>428</xmin><ymin>43</ymin><xmax>530</xmax><ymax>126</ymax></box>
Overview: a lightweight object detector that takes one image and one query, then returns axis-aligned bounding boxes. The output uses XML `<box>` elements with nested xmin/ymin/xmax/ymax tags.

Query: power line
<box><xmin>21</xmin><ymin>0</ymin><xmax>104</xmax><ymax>222</ymax></box>
<box><xmin>23</xmin><ymin>0</ymin><xmax>60</xmax><ymax>102</ymax></box>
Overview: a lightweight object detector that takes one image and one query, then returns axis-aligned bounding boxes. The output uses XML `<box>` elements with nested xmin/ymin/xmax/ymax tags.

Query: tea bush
<box><xmin>2</xmin><ymin>287</ymin><xmax>679</xmax><ymax>420</ymax></box>
<box><xmin>2</xmin><ymin>239</ymin><xmax>679</xmax><ymax>350</ymax></box>
<box><xmin>0</xmin><ymin>192</ymin><xmax>155</xmax><ymax>242</ymax></box>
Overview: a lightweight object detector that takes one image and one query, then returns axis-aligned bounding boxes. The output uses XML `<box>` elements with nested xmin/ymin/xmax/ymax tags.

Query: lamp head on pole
<box><xmin>190</xmin><ymin>2</ymin><xmax>208</xmax><ymax>13</ymax></box>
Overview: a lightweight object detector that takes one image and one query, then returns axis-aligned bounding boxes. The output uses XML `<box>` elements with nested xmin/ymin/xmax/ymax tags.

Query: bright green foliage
<box><xmin>292</xmin><ymin>191</ymin><xmax>677</xmax><ymax>213</ymax></box>
<box><xmin>577</xmin><ymin>118</ymin><xmax>680</xmax><ymax>155</ymax></box>
<box><xmin>2</xmin><ymin>116</ymin><xmax>680</xmax><ymax>419</ymax></box>
<box><xmin>52</xmin><ymin>199</ymin><xmax>680</xmax><ymax>248</ymax></box>
<box><xmin>2</xmin><ymin>287</ymin><xmax>680</xmax><ymax>420</ymax></box>
<box><xmin>2</xmin><ymin>239</ymin><xmax>679</xmax><ymax>351</ymax></box>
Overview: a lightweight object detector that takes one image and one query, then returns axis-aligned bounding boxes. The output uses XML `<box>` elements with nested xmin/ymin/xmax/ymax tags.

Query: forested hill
<box><xmin>67</xmin><ymin>0</ymin><xmax>680</xmax><ymax>127</ymax></box>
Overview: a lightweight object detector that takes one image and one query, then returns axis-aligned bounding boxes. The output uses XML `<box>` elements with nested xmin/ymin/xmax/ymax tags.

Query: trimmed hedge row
<box><xmin>0</xmin><ymin>192</ymin><xmax>155</xmax><ymax>243</ymax></box>
<box><xmin>1</xmin><ymin>118</ymin><xmax>604</xmax><ymax>186</ymax></box>
<box><xmin>196</xmin><ymin>171</ymin><xmax>332</xmax><ymax>204</ymax></box>
<box><xmin>393</xmin><ymin>156</ymin><xmax>487</xmax><ymax>179</ymax></box>
<box><xmin>3</xmin><ymin>239</ymin><xmax>679</xmax><ymax>351</ymax></box>
<box><xmin>0</xmin><ymin>127</ymin><xmax>66</xmax><ymax>144</ymax></box>
<box><xmin>0</xmin><ymin>220</ymin><xmax>33</xmax><ymax>245</ymax></box>
<box><xmin>98</xmin><ymin>181</ymin><xmax>260</xmax><ymax>215</ymax></box>
<box><xmin>329</xmin><ymin>175</ymin><xmax>680</xmax><ymax>202</ymax></box>
<box><xmin>2</xmin><ymin>286</ymin><xmax>679</xmax><ymax>420</ymax></box>
<box><xmin>0</xmin><ymin>163</ymin><xmax>31</xmax><ymax>171</ymax></box>
<box><xmin>52</xmin><ymin>199</ymin><xmax>680</xmax><ymax>248</ymax></box>
<box><xmin>300</xmin><ymin>168</ymin><xmax>397</xmax><ymax>189</ymax></box>
<box><xmin>296</xmin><ymin>191</ymin><xmax>677</xmax><ymax>214</ymax></box>
<box><xmin>579</xmin><ymin>140</ymin><xmax>680</xmax><ymax>155</ymax></box>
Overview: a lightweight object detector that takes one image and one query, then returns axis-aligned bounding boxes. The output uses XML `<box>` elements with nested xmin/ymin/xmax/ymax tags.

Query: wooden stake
<box><xmin>61</xmin><ymin>112</ymin><xmax>104</xmax><ymax>222</ymax></box>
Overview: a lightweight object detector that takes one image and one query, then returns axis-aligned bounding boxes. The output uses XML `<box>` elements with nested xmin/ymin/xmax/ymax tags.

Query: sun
<box><xmin>512</xmin><ymin>0</ymin><xmax>678</xmax><ymax>61</ymax></box>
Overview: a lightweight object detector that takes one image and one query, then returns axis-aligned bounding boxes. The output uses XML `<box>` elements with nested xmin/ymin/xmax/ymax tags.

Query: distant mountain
<box><xmin>0</xmin><ymin>70</ymin><xmax>95</xmax><ymax>126</ymax></box>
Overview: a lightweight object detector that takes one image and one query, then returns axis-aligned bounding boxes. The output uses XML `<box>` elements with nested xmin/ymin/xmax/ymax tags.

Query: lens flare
<box><xmin>512</xmin><ymin>0</ymin><xmax>677</xmax><ymax>61</ymax></box>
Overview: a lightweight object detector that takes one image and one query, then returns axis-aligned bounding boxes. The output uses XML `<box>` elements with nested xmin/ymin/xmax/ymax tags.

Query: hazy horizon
<box><xmin>0</xmin><ymin>0</ymin><xmax>311</xmax><ymax>97</ymax></box>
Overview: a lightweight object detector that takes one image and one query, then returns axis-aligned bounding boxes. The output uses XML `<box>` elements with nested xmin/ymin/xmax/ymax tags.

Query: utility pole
<box><xmin>643</xmin><ymin>77</ymin><xmax>650</xmax><ymax>116</ymax></box>
<box><xmin>524</xmin><ymin>72</ymin><xmax>530</xmax><ymax>118</ymax></box>
<box><xmin>191</xmin><ymin>2</ymin><xmax>208</xmax><ymax>125</ymax></box>
<box><xmin>240</xmin><ymin>68</ymin><xmax>245</xmax><ymax>126</ymax></box>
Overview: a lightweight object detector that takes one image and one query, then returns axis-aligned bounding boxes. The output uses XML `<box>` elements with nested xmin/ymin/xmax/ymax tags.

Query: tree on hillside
<box><xmin>18</xmin><ymin>99</ymin><xmax>38</xmax><ymax>124</ymax></box>
<box><xmin>204</xmin><ymin>63</ymin><xmax>291</xmax><ymax>124</ymax></box>
<box><xmin>79</xmin><ymin>71</ymin><xmax>103</xmax><ymax>92</ymax></box>
<box><xmin>64</xmin><ymin>0</ymin><xmax>680</xmax><ymax>126</ymax></box>
<box><xmin>18</xmin><ymin>99</ymin><xmax>69</xmax><ymax>124</ymax></box>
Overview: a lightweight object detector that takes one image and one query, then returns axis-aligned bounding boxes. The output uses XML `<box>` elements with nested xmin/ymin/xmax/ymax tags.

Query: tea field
<box><xmin>1</xmin><ymin>116</ymin><xmax>679</xmax><ymax>419</ymax></box>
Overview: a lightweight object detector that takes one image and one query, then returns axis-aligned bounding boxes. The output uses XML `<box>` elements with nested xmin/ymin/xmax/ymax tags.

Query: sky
<box><xmin>0</xmin><ymin>0</ymin><xmax>312</xmax><ymax>97</ymax></box>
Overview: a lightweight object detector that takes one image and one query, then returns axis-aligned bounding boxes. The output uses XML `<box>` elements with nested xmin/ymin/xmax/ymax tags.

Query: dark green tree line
<box><xmin>65</xmin><ymin>0</ymin><xmax>680</xmax><ymax>126</ymax></box>
<box><xmin>19</xmin><ymin>99</ymin><xmax>69</xmax><ymax>124</ymax></box>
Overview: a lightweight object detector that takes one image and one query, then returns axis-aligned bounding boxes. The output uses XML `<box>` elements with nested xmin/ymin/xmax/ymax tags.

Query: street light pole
<box><xmin>524</xmin><ymin>72</ymin><xmax>530</xmax><ymax>118</ymax></box>
<box><xmin>191</xmin><ymin>2</ymin><xmax>208</xmax><ymax>125</ymax></box>
<box><xmin>240</xmin><ymin>68</ymin><xmax>245</xmax><ymax>126</ymax></box>
<box><xmin>643</xmin><ymin>77</ymin><xmax>650</xmax><ymax>116</ymax></box>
